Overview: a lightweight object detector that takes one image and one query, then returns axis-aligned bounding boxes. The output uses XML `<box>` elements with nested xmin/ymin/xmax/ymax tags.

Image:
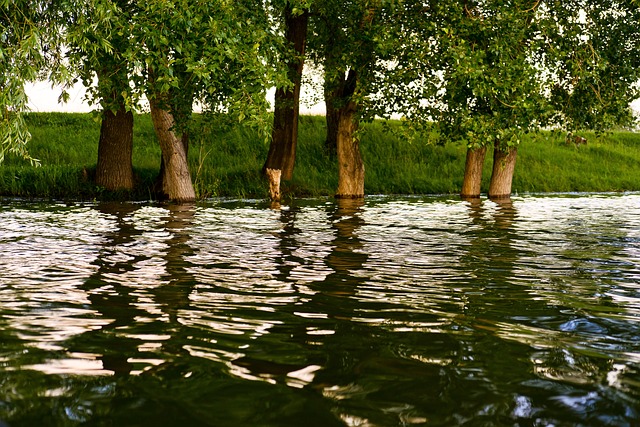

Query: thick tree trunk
<box><xmin>156</xmin><ymin>85</ymin><xmax>192</xmax><ymax>193</ymax></box>
<box><xmin>335</xmin><ymin>102</ymin><xmax>365</xmax><ymax>198</ymax></box>
<box><xmin>156</xmin><ymin>130</ymin><xmax>189</xmax><ymax>193</ymax></box>
<box><xmin>96</xmin><ymin>102</ymin><xmax>134</xmax><ymax>191</ymax></box>
<box><xmin>324</xmin><ymin>66</ymin><xmax>364</xmax><ymax>198</ymax></box>
<box><xmin>263</xmin><ymin>5</ymin><xmax>308</xmax><ymax>183</ymax></box>
<box><xmin>324</xmin><ymin>89</ymin><xmax>339</xmax><ymax>156</ymax></box>
<box><xmin>460</xmin><ymin>145</ymin><xmax>487</xmax><ymax>199</ymax></box>
<box><xmin>323</xmin><ymin>55</ymin><xmax>341</xmax><ymax>157</ymax></box>
<box><xmin>489</xmin><ymin>144</ymin><xmax>518</xmax><ymax>199</ymax></box>
<box><xmin>149</xmin><ymin>99</ymin><xmax>195</xmax><ymax>203</ymax></box>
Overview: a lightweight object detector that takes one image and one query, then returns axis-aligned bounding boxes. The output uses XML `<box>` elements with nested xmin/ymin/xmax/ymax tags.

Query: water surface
<box><xmin>0</xmin><ymin>194</ymin><xmax>639</xmax><ymax>426</ymax></box>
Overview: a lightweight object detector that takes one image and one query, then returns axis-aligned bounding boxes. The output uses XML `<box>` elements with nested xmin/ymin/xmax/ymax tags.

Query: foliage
<box><xmin>307</xmin><ymin>0</ymin><xmax>402</xmax><ymax>122</ymax></box>
<box><xmin>61</xmin><ymin>0</ymin><xmax>285</xmax><ymax>137</ymax></box>
<box><xmin>1</xmin><ymin>0</ymin><xmax>120</xmax><ymax>163</ymax></box>
<box><xmin>2</xmin><ymin>0</ymin><xmax>640</xmax><ymax>201</ymax></box>
<box><xmin>64</xmin><ymin>0</ymin><xmax>130</xmax><ymax>111</ymax></box>
<box><xmin>436</xmin><ymin>1</ymin><xmax>547</xmax><ymax>149</ymax></box>
<box><xmin>542</xmin><ymin>1</ymin><xmax>640</xmax><ymax>132</ymax></box>
<box><xmin>1</xmin><ymin>1</ymin><xmax>48</xmax><ymax>163</ymax></box>
<box><xmin>383</xmin><ymin>0</ymin><xmax>640</xmax><ymax>149</ymax></box>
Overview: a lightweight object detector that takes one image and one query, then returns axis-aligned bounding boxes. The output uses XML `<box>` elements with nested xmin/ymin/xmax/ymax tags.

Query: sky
<box><xmin>25</xmin><ymin>80</ymin><xmax>328</xmax><ymax>115</ymax></box>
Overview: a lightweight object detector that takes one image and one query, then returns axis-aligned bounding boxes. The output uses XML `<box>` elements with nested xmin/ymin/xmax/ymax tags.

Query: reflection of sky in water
<box><xmin>0</xmin><ymin>195</ymin><xmax>639</xmax><ymax>424</ymax></box>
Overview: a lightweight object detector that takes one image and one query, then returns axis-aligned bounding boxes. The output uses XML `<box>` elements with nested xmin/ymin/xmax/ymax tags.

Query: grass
<box><xmin>0</xmin><ymin>112</ymin><xmax>638</xmax><ymax>200</ymax></box>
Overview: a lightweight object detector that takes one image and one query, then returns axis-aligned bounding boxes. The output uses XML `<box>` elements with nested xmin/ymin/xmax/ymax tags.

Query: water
<box><xmin>0</xmin><ymin>194</ymin><xmax>639</xmax><ymax>426</ymax></box>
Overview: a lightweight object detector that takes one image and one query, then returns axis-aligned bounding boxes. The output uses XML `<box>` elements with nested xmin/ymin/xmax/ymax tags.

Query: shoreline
<box><xmin>0</xmin><ymin>113</ymin><xmax>638</xmax><ymax>201</ymax></box>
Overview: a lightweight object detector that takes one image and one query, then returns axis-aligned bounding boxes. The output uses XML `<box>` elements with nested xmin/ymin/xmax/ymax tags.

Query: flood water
<box><xmin>0</xmin><ymin>194</ymin><xmax>639</xmax><ymax>426</ymax></box>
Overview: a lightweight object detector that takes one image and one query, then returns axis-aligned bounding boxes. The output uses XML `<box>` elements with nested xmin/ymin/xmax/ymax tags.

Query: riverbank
<box><xmin>0</xmin><ymin>112</ymin><xmax>638</xmax><ymax>200</ymax></box>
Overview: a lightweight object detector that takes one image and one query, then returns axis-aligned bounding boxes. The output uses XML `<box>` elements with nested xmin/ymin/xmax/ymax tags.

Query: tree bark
<box><xmin>460</xmin><ymin>145</ymin><xmax>487</xmax><ymax>199</ymax></box>
<box><xmin>156</xmin><ymin>129</ymin><xmax>189</xmax><ymax>193</ymax></box>
<box><xmin>96</xmin><ymin>101</ymin><xmax>134</xmax><ymax>191</ymax></box>
<box><xmin>335</xmin><ymin>100</ymin><xmax>365</xmax><ymax>198</ymax></box>
<box><xmin>149</xmin><ymin>98</ymin><xmax>196</xmax><ymax>203</ymax></box>
<box><xmin>323</xmin><ymin>5</ymin><xmax>370</xmax><ymax>198</ymax></box>
<box><xmin>489</xmin><ymin>144</ymin><xmax>518</xmax><ymax>199</ymax></box>
<box><xmin>323</xmin><ymin>52</ymin><xmax>341</xmax><ymax>157</ymax></box>
<box><xmin>324</xmin><ymin>84</ymin><xmax>339</xmax><ymax>157</ymax></box>
<box><xmin>323</xmin><ymin>66</ymin><xmax>364</xmax><ymax>199</ymax></box>
<box><xmin>266</xmin><ymin>168</ymin><xmax>282</xmax><ymax>202</ymax></box>
<box><xmin>263</xmin><ymin>5</ymin><xmax>308</xmax><ymax>181</ymax></box>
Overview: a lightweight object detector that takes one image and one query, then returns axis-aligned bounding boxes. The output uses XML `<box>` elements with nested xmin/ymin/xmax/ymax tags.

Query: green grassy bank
<box><xmin>0</xmin><ymin>112</ymin><xmax>638</xmax><ymax>200</ymax></box>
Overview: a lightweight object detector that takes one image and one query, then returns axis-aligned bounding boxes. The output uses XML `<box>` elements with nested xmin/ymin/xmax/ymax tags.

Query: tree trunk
<box><xmin>96</xmin><ymin>98</ymin><xmax>134</xmax><ymax>191</ymax></box>
<box><xmin>156</xmin><ymin>83</ymin><xmax>193</xmax><ymax>193</ymax></box>
<box><xmin>156</xmin><ymin>130</ymin><xmax>189</xmax><ymax>193</ymax></box>
<box><xmin>266</xmin><ymin>168</ymin><xmax>282</xmax><ymax>202</ymax></box>
<box><xmin>149</xmin><ymin>99</ymin><xmax>195</xmax><ymax>202</ymax></box>
<box><xmin>322</xmin><ymin>16</ymin><xmax>344</xmax><ymax>158</ymax></box>
<box><xmin>323</xmin><ymin>58</ymin><xmax>340</xmax><ymax>157</ymax></box>
<box><xmin>335</xmin><ymin>101</ymin><xmax>365</xmax><ymax>198</ymax></box>
<box><xmin>324</xmin><ymin>65</ymin><xmax>364</xmax><ymax>198</ymax></box>
<box><xmin>324</xmin><ymin>87</ymin><xmax>339</xmax><ymax>156</ymax></box>
<box><xmin>489</xmin><ymin>144</ymin><xmax>518</xmax><ymax>199</ymax></box>
<box><xmin>460</xmin><ymin>145</ymin><xmax>487</xmax><ymax>199</ymax></box>
<box><xmin>263</xmin><ymin>5</ymin><xmax>308</xmax><ymax>181</ymax></box>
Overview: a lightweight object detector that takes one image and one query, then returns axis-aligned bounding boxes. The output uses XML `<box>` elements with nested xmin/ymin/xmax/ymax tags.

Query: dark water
<box><xmin>0</xmin><ymin>194</ymin><xmax>639</xmax><ymax>426</ymax></box>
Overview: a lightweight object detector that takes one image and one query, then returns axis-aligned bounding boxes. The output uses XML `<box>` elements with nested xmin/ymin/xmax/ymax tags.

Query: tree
<box><xmin>91</xmin><ymin>2</ymin><xmax>136</xmax><ymax>191</ymax></box>
<box><xmin>448</xmin><ymin>2</ymin><xmax>547</xmax><ymax>199</ymax></box>
<box><xmin>388</xmin><ymin>1</ymin><xmax>548</xmax><ymax>199</ymax></box>
<box><xmin>263</xmin><ymin>1</ymin><xmax>310</xmax><ymax>201</ymax></box>
<box><xmin>0</xmin><ymin>0</ymin><xmax>70</xmax><ymax>165</ymax></box>
<box><xmin>386</xmin><ymin>0</ymin><xmax>640</xmax><ymax>199</ymax></box>
<box><xmin>543</xmin><ymin>1</ymin><xmax>640</xmax><ymax>132</ymax></box>
<box><xmin>2</xmin><ymin>0</ymin><xmax>277</xmax><ymax>202</ymax></box>
<box><xmin>65</xmin><ymin>0</ymin><xmax>180</xmax><ymax>194</ymax></box>
<box><xmin>130</xmin><ymin>0</ymin><xmax>277</xmax><ymax>202</ymax></box>
<box><xmin>308</xmin><ymin>0</ymin><xmax>397</xmax><ymax>198</ymax></box>
<box><xmin>63</xmin><ymin>0</ymin><xmax>138</xmax><ymax>191</ymax></box>
<box><xmin>1</xmin><ymin>0</ymin><xmax>133</xmax><ymax>191</ymax></box>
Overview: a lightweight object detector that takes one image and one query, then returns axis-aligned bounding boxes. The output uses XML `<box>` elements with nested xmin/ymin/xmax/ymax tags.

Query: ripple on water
<box><xmin>0</xmin><ymin>196</ymin><xmax>639</xmax><ymax>425</ymax></box>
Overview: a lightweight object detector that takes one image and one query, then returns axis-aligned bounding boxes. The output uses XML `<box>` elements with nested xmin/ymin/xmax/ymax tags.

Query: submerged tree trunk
<box><xmin>323</xmin><ymin>3</ymin><xmax>375</xmax><ymax>197</ymax></box>
<box><xmin>266</xmin><ymin>168</ymin><xmax>282</xmax><ymax>203</ymax></box>
<box><xmin>335</xmin><ymin>100</ymin><xmax>365</xmax><ymax>198</ymax></box>
<box><xmin>263</xmin><ymin>5</ymin><xmax>308</xmax><ymax>186</ymax></box>
<box><xmin>324</xmin><ymin>66</ymin><xmax>364</xmax><ymax>199</ymax></box>
<box><xmin>156</xmin><ymin>129</ymin><xmax>189</xmax><ymax>193</ymax></box>
<box><xmin>149</xmin><ymin>98</ymin><xmax>195</xmax><ymax>203</ymax></box>
<box><xmin>460</xmin><ymin>146</ymin><xmax>487</xmax><ymax>199</ymax></box>
<box><xmin>489</xmin><ymin>144</ymin><xmax>518</xmax><ymax>199</ymax></box>
<box><xmin>96</xmin><ymin>100</ymin><xmax>134</xmax><ymax>191</ymax></box>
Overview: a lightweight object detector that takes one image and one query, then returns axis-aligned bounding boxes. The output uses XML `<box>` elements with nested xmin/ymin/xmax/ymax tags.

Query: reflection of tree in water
<box><xmin>258</xmin><ymin>199</ymin><xmax>442</xmax><ymax>425</ymax></box>
<box><xmin>271</xmin><ymin>204</ymin><xmax>305</xmax><ymax>285</ymax></box>
<box><xmin>151</xmin><ymin>203</ymin><xmax>197</xmax><ymax>354</ymax></box>
<box><xmin>77</xmin><ymin>203</ymin><xmax>197</xmax><ymax>376</ymax></box>
<box><xmin>315</xmin><ymin>199</ymin><xmax>450</xmax><ymax>425</ymax></box>
<box><xmin>445</xmin><ymin>197</ymin><xmax>531</xmax><ymax>421</ymax></box>
<box><xmin>310</xmin><ymin>198</ymin><xmax>368</xmax><ymax>314</ymax></box>
<box><xmin>68</xmin><ymin>203</ymin><xmax>205</xmax><ymax>424</ymax></box>
<box><xmin>462</xmin><ymin>197</ymin><xmax>518</xmax><ymax>315</ymax></box>
<box><xmin>223</xmin><ymin>199</ymin><xmax>375</xmax><ymax>426</ymax></box>
<box><xmin>242</xmin><ymin>199</ymin><xmax>463</xmax><ymax>425</ymax></box>
<box><xmin>454</xmin><ymin>198</ymin><xmax>635</xmax><ymax>425</ymax></box>
<box><xmin>78</xmin><ymin>202</ymin><xmax>147</xmax><ymax>376</ymax></box>
<box><xmin>459</xmin><ymin>199</ymin><xmax>581</xmax><ymax>420</ymax></box>
<box><xmin>309</xmin><ymin>199</ymin><xmax>377</xmax><ymax>414</ymax></box>
<box><xmin>281</xmin><ymin>199</ymin><xmax>370</xmax><ymax>375</ymax></box>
